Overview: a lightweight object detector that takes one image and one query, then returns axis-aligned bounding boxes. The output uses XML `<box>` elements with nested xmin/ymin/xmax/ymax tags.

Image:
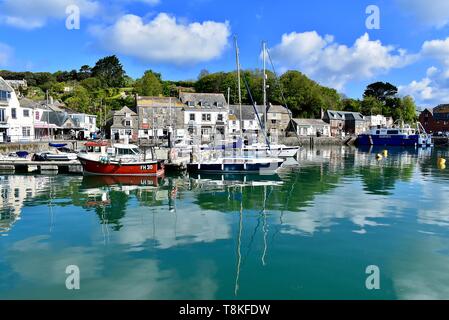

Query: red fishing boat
<box><xmin>77</xmin><ymin>143</ymin><xmax>164</xmax><ymax>176</ymax></box>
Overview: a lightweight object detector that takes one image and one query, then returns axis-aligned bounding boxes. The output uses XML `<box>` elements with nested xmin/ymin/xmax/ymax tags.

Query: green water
<box><xmin>1</xmin><ymin>146</ymin><xmax>449</xmax><ymax>300</ymax></box>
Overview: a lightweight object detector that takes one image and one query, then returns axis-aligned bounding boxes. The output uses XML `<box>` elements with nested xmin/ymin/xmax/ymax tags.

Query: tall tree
<box><xmin>91</xmin><ymin>55</ymin><xmax>126</xmax><ymax>88</ymax></box>
<box><xmin>78</xmin><ymin>65</ymin><xmax>92</xmax><ymax>81</ymax></box>
<box><xmin>363</xmin><ymin>82</ymin><xmax>398</xmax><ymax>102</ymax></box>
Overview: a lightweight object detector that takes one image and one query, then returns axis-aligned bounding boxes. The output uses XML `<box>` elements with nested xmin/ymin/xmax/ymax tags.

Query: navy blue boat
<box><xmin>357</xmin><ymin>125</ymin><xmax>432</xmax><ymax>147</ymax></box>
<box><xmin>15</xmin><ymin>151</ymin><xmax>29</xmax><ymax>158</ymax></box>
<box><xmin>49</xmin><ymin>143</ymin><xmax>67</xmax><ymax>148</ymax></box>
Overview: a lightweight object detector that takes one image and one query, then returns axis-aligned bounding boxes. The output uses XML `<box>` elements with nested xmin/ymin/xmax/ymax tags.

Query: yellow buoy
<box><xmin>383</xmin><ymin>150</ymin><xmax>388</xmax><ymax>157</ymax></box>
<box><xmin>438</xmin><ymin>157</ymin><xmax>446</xmax><ymax>169</ymax></box>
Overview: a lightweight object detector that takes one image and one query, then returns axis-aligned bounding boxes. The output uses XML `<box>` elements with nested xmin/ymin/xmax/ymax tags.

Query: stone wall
<box><xmin>278</xmin><ymin>136</ymin><xmax>346</xmax><ymax>146</ymax></box>
<box><xmin>0</xmin><ymin>141</ymin><xmax>78</xmax><ymax>154</ymax></box>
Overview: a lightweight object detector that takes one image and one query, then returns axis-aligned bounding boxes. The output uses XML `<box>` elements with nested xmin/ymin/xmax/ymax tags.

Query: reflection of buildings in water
<box><xmin>0</xmin><ymin>175</ymin><xmax>50</xmax><ymax>234</ymax></box>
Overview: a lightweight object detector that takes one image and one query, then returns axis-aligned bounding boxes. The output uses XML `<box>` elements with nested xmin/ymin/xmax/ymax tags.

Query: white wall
<box><xmin>4</xmin><ymin>91</ymin><xmax>35</xmax><ymax>142</ymax></box>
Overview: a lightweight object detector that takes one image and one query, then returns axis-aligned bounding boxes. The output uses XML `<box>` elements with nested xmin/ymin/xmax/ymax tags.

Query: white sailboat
<box><xmin>187</xmin><ymin>37</ymin><xmax>285</xmax><ymax>174</ymax></box>
<box><xmin>242</xmin><ymin>42</ymin><xmax>300</xmax><ymax>158</ymax></box>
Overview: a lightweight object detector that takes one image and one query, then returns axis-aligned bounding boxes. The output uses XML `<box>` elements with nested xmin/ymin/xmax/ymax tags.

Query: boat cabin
<box><xmin>368</xmin><ymin>125</ymin><xmax>416</xmax><ymax>136</ymax></box>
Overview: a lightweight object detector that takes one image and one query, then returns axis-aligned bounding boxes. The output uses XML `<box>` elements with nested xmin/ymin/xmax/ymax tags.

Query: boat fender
<box><xmin>376</xmin><ymin>154</ymin><xmax>383</xmax><ymax>160</ymax></box>
<box><xmin>438</xmin><ymin>157</ymin><xmax>446</xmax><ymax>169</ymax></box>
<box><xmin>383</xmin><ymin>150</ymin><xmax>388</xmax><ymax>157</ymax></box>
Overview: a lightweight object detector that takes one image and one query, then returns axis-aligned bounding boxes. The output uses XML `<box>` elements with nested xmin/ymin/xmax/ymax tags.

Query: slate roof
<box><xmin>18</xmin><ymin>98</ymin><xmax>40</xmax><ymax>109</ymax></box>
<box><xmin>113</xmin><ymin>106</ymin><xmax>137</xmax><ymax>116</ymax></box>
<box><xmin>267</xmin><ymin>104</ymin><xmax>291</xmax><ymax>115</ymax></box>
<box><xmin>292</xmin><ymin>119</ymin><xmax>330</xmax><ymax>126</ymax></box>
<box><xmin>434</xmin><ymin>104</ymin><xmax>449</xmax><ymax>114</ymax></box>
<box><xmin>325</xmin><ymin>110</ymin><xmax>365</xmax><ymax>121</ymax></box>
<box><xmin>179</xmin><ymin>92</ymin><xmax>227</xmax><ymax>107</ymax></box>
<box><xmin>229</xmin><ymin>105</ymin><xmax>265</xmax><ymax>121</ymax></box>
<box><xmin>18</xmin><ymin>98</ymin><xmax>66</xmax><ymax>111</ymax></box>
<box><xmin>0</xmin><ymin>77</ymin><xmax>13</xmax><ymax>92</ymax></box>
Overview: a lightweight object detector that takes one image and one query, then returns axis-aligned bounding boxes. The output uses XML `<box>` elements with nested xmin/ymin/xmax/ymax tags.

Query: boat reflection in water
<box><xmin>188</xmin><ymin>172</ymin><xmax>283</xmax><ymax>188</ymax></box>
<box><xmin>81</xmin><ymin>175</ymin><xmax>163</xmax><ymax>190</ymax></box>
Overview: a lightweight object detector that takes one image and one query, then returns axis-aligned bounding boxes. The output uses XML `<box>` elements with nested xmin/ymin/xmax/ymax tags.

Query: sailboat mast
<box><xmin>234</xmin><ymin>36</ymin><xmax>243</xmax><ymax>145</ymax></box>
<box><xmin>262</xmin><ymin>41</ymin><xmax>267</xmax><ymax>132</ymax></box>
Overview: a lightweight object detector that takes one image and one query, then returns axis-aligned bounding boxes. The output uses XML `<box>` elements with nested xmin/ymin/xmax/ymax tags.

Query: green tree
<box><xmin>64</xmin><ymin>86</ymin><xmax>91</xmax><ymax>113</ymax></box>
<box><xmin>342</xmin><ymin>98</ymin><xmax>362</xmax><ymax>112</ymax></box>
<box><xmin>78</xmin><ymin>65</ymin><xmax>92</xmax><ymax>81</ymax></box>
<box><xmin>134</xmin><ymin>70</ymin><xmax>163</xmax><ymax>96</ymax></box>
<box><xmin>80</xmin><ymin>77</ymin><xmax>102</xmax><ymax>92</ymax></box>
<box><xmin>363</xmin><ymin>82</ymin><xmax>398</xmax><ymax>102</ymax></box>
<box><xmin>91</xmin><ymin>55</ymin><xmax>126</xmax><ymax>88</ymax></box>
<box><xmin>361</xmin><ymin>96</ymin><xmax>384</xmax><ymax>115</ymax></box>
<box><xmin>401</xmin><ymin>95</ymin><xmax>418</xmax><ymax>123</ymax></box>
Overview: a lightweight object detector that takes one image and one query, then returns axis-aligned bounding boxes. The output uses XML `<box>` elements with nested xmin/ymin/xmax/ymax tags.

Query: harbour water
<box><xmin>1</xmin><ymin>145</ymin><xmax>449</xmax><ymax>300</ymax></box>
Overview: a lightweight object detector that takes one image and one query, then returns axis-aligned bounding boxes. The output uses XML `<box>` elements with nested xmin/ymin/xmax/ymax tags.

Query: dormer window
<box><xmin>188</xmin><ymin>101</ymin><xmax>195</xmax><ymax>107</ymax></box>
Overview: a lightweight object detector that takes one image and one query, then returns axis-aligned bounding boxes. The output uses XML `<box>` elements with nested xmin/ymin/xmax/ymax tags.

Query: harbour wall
<box><xmin>0</xmin><ymin>141</ymin><xmax>78</xmax><ymax>154</ymax></box>
<box><xmin>279</xmin><ymin>136</ymin><xmax>350</xmax><ymax>147</ymax></box>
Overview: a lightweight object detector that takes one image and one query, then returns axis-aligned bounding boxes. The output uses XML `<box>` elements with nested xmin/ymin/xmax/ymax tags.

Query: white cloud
<box><xmin>396</xmin><ymin>0</ymin><xmax>449</xmax><ymax>28</ymax></box>
<box><xmin>91</xmin><ymin>13</ymin><xmax>230</xmax><ymax>65</ymax></box>
<box><xmin>269</xmin><ymin>32</ymin><xmax>415</xmax><ymax>90</ymax></box>
<box><xmin>399</xmin><ymin>36</ymin><xmax>449</xmax><ymax>105</ymax></box>
<box><xmin>0</xmin><ymin>0</ymin><xmax>100</xmax><ymax>29</ymax></box>
<box><xmin>0</xmin><ymin>43</ymin><xmax>13</xmax><ymax>67</ymax></box>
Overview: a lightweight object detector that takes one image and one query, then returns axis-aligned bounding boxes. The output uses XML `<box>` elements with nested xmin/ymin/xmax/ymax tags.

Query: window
<box><xmin>387</xmin><ymin>130</ymin><xmax>399</xmax><ymax>135</ymax></box>
<box><xmin>125</xmin><ymin>120</ymin><xmax>131</xmax><ymax>126</ymax></box>
<box><xmin>189</xmin><ymin>114</ymin><xmax>195</xmax><ymax>121</ymax></box>
<box><xmin>202</xmin><ymin>114</ymin><xmax>211</xmax><ymax>121</ymax></box>
<box><xmin>11</xmin><ymin>108</ymin><xmax>16</xmax><ymax>119</ymax></box>
<box><xmin>233</xmin><ymin>121</ymin><xmax>236</xmax><ymax>125</ymax></box>
<box><xmin>0</xmin><ymin>91</ymin><xmax>10</xmax><ymax>101</ymax></box>
<box><xmin>23</xmin><ymin>109</ymin><xmax>30</xmax><ymax>117</ymax></box>
<box><xmin>35</xmin><ymin>111</ymin><xmax>40</xmax><ymax>120</ymax></box>
<box><xmin>217</xmin><ymin>114</ymin><xmax>223</xmax><ymax>121</ymax></box>
<box><xmin>0</xmin><ymin>109</ymin><xmax>5</xmax><ymax>122</ymax></box>
<box><xmin>22</xmin><ymin>127</ymin><xmax>31</xmax><ymax>137</ymax></box>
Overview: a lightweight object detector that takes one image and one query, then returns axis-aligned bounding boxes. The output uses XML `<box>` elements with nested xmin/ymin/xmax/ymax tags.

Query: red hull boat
<box><xmin>78</xmin><ymin>157</ymin><xmax>164</xmax><ymax>176</ymax></box>
<box><xmin>77</xmin><ymin>143</ymin><xmax>164</xmax><ymax>177</ymax></box>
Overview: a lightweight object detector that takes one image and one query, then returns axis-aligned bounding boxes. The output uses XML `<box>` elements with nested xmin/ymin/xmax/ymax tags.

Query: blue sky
<box><xmin>1</xmin><ymin>0</ymin><xmax>449</xmax><ymax>107</ymax></box>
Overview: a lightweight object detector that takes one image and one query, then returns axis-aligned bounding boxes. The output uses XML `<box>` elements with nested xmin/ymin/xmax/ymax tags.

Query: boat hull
<box><xmin>187</xmin><ymin>161</ymin><xmax>284</xmax><ymax>174</ymax></box>
<box><xmin>78</xmin><ymin>157</ymin><xmax>164</xmax><ymax>176</ymax></box>
<box><xmin>357</xmin><ymin>134</ymin><xmax>431</xmax><ymax>147</ymax></box>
